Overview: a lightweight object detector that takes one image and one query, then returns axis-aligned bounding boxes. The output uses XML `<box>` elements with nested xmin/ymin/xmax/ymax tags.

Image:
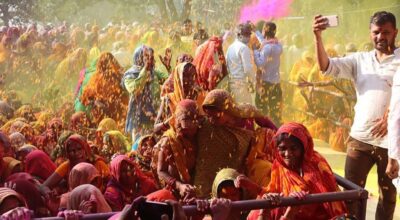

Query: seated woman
<box><xmin>59</xmin><ymin>162</ymin><xmax>101</xmax><ymax>210</ymax></box>
<box><xmin>8</xmin><ymin>132</ymin><xmax>26</xmax><ymax>156</ymax></box>
<box><xmin>154</xmin><ymin>62</ymin><xmax>206</xmax><ymax>134</ymax></box>
<box><xmin>248</xmin><ymin>122</ymin><xmax>347</xmax><ymax>220</ymax></box>
<box><xmin>43</xmin><ymin>134</ymin><xmax>110</xmax><ymax>190</ymax></box>
<box><xmin>202</xmin><ymin>89</ymin><xmax>276</xmax><ymax>131</ymax></box>
<box><xmin>211</xmin><ymin>168</ymin><xmax>245</xmax><ymax>220</ymax></box>
<box><xmin>0</xmin><ymin>132</ymin><xmax>22</xmax><ymax>183</ymax></box>
<box><xmin>101</xmin><ymin>130</ymin><xmax>131</xmax><ymax>161</ymax></box>
<box><xmin>24</xmin><ymin>150</ymin><xmax>56</xmax><ymax>183</ymax></box>
<box><xmin>65</xmin><ymin>184</ymin><xmax>111</xmax><ymax>214</ymax></box>
<box><xmin>0</xmin><ymin>187</ymin><xmax>27</xmax><ymax>216</ymax></box>
<box><xmin>153</xmin><ymin>99</ymin><xmax>200</xmax><ymax>202</ymax></box>
<box><xmin>5</xmin><ymin>178</ymin><xmax>53</xmax><ymax>217</ymax></box>
<box><xmin>95</xmin><ymin>118</ymin><xmax>118</xmax><ymax>147</ymax></box>
<box><xmin>129</xmin><ymin>134</ymin><xmax>156</xmax><ymax>179</ymax></box>
<box><xmin>104</xmin><ymin>155</ymin><xmax>157</xmax><ymax>211</ymax></box>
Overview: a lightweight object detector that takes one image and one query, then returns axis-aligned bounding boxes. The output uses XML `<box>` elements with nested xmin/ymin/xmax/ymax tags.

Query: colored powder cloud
<box><xmin>239</xmin><ymin>0</ymin><xmax>294</xmax><ymax>23</ymax></box>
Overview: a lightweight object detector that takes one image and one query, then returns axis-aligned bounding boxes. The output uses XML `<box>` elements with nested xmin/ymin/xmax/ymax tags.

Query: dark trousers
<box><xmin>255</xmin><ymin>82</ymin><xmax>282</xmax><ymax>126</ymax></box>
<box><xmin>345</xmin><ymin>137</ymin><xmax>397</xmax><ymax>220</ymax></box>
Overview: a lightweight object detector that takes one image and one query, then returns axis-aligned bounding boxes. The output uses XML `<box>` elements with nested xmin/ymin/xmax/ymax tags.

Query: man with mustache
<box><xmin>313</xmin><ymin>11</ymin><xmax>398</xmax><ymax>219</ymax></box>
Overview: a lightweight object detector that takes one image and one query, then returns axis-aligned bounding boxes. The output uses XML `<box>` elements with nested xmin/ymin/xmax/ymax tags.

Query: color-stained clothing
<box><xmin>104</xmin><ymin>155</ymin><xmax>157</xmax><ymax>211</ymax></box>
<box><xmin>248</xmin><ymin>123</ymin><xmax>347</xmax><ymax>220</ymax></box>
<box><xmin>122</xmin><ymin>46</ymin><xmax>168</xmax><ymax>134</ymax></box>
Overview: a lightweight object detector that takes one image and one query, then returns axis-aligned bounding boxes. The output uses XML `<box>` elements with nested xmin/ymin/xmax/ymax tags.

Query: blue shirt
<box><xmin>254</xmin><ymin>42</ymin><xmax>283</xmax><ymax>84</ymax></box>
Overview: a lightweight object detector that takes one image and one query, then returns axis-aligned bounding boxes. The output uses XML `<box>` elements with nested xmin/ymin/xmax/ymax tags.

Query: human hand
<box><xmin>234</xmin><ymin>174</ymin><xmax>261</xmax><ymax>194</ymax></box>
<box><xmin>177</xmin><ymin>183</ymin><xmax>196</xmax><ymax>202</ymax></box>
<box><xmin>289</xmin><ymin>191</ymin><xmax>309</xmax><ymax>200</ymax></box>
<box><xmin>386</xmin><ymin>158</ymin><xmax>399</xmax><ymax>179</ymax></box>
<box><xmin>1</xmin><ymin>207</ymin><xmax>32</xmax><ymax>220</ymax></box>
<box><xmin>79</xmin><ymin>200</ymin><xmax>97</xmax><ymax>214</ymax></box>
<box><xmin>159</xmin><ymin>48</ymin><xmax>172</xmax><ymax>72</ymax></box>
<box><xmin>261</xmin><ymin>192</ymin><xmax>283</xmax><ymax>206</ymax></box>
<box><xmin>56</xmin><ymin>210</ymin><xmax>83</xmax><ymax>220</ymax></box>
<box><xmin>313</xmin><ymin>15</ymin><xmax>329</xmax><ymax>38</ymax></box>
<box><xmin>4</xmin><ymin>181</ymin><xmax>16</xmax><ymax>190</ymax></box>
<box><xmin>210</xmin><ymin>198</ymin><xmax>232</xmax><ymax>220</ymax></box>
<box><xmin>195</xmin><ymin>199</ymin><xmax>209</xmax><ymax>212</ymax></box>
<box><xmin>371</xmin><ymin>114</ymin><xmax>388</xmax><ymax>138</ymax></box>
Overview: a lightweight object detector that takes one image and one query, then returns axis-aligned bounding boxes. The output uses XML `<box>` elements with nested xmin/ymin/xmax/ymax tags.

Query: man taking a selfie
<box><xmin>313</xmin><ymin>11</ymin><xmax>398</xmax><ymax>219</ymax></box>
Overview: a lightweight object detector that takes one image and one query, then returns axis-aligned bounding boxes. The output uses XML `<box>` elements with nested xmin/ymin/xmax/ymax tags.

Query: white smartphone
<box><xmin>324</xmin><ymin>15</ymin><xmax>339</xmax><ymax>27</ymax></box>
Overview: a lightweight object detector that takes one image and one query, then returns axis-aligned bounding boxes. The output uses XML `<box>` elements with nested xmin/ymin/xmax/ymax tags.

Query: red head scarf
<box><xmin>193</xmin><ymin>36</ymin><xmax>225</xmax><ymax>91</ymax></box>
<box><xmin>65</xmin><ymin>134</ymin><xmax>92</xmax><ymax>159</ymax></box>
<box><xmin>265</xmin><ymin>122</ymin><xmax>347</xmax><ymax>219</ymax></box>
<box><xmin>25</xmin><ymin>150</ymin><xmax>56</xmax><ymax>181</ymax></box>
<box><xmin>109</xmin><ymin>155</ymin><xmax>144</xmax><ymax>183</ymax></box>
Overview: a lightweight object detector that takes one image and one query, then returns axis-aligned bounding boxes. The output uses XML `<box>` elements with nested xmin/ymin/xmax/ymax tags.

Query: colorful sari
<box><xmin>104</xmin><ymin>155</ymin><xmax>157</xmax><ymax>211</ymax></box>
<box><xmin>0</xmin><ymin>187</ymin><xmax>26</xmax><ymax>214</ymax></box>
<box><xmin>8</xmin><ymin>179</ymin><xmax>50</xmax><ymax>217</ymax></box>
<box><xmin>248</xmin><ymin>122</ymin><xmax>347</xmax><ymax>220</ymax></box>
<box><xmin>81</xmin><ymin>52</ymin><xmax>128</xmax><ymax>125</ymax></box>
<box><xmin>103</xmin><ymin>130</ymin><xmax>131</xmax><ymax>154</ymax></box>
<box><xmin>193</xmin><ymin>36</ymin><xmax>227</xmax><ymax>91</ymax></box>
<box><xmin>166</xmin><ymin>62</ymin><xmax>206</xmax><ymax>115</ymax></box>
<box><xmin>59</xmin><ymin>162</ymin><xmax>100</xmax><ymax>209</ymax></box>
<box><xmin>55</xmin><ymin>134</ymin><xmax>110</xmax><ymax>181</ymax></box>
<box><xmin>25</xmin><ymin>150</ymin><xmax>56</xmax><ymax>183</ymax></box>
<box><xmin>0</xmin><ymin>157</ymin><xmax>22</xmax><ymax>183</ymax></box>
<box><xmin>74</xmin><ymin>57</ymin><xmax>98</xmax><ymax>113</ymax></box>
<box><xmin>68</xmin><ymin>184</ymin><xmax>111</xmax><ymax>213</ymax></box>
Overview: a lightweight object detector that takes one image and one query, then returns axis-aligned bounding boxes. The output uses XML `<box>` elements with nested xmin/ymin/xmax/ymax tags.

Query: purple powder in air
<box><xmin>239</xmin><ymin>0</ymin><xmax>294</xmax><ymax>23</ymax></box>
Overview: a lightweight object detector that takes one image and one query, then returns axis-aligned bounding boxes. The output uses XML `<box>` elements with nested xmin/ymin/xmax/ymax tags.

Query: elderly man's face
<box><xmin>370</xmin><ymin>22</ymin><xmax>398</xmax><ymax>52</ymax></box>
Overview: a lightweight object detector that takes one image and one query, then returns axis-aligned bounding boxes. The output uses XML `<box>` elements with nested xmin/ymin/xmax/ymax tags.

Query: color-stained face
<box><xmin>120</xmin><ymin>160</ymin><xmax>137</xmax><ymax>186</ymax></box>
<box><xmin>67</xmin><ymin>141</ymin><xmax>86</xmax><ymax>165</ymax></box>
<box><xmin>139</xmin><ymin>138</ymin><xmax>155</xmax><ymax>159</ymax></box>
<box><xmin>277</xmin><ymin>136</ymin><xmax>304</xmax><ymax>170</ymax></box>
<box><xmin>370</xmin><ymin>22</ymin><xmax>398</xmax><ymax>52</ymax></box>
<box><xmin>203</xmin><ymin>106</ymin><xmax>232</xmax><ymax>126</ymax></box>
<box><xmin>175</xmin><ymin>113</ymin><xmax>199</xmax><ymax>138</ymax></box>
<box><xmin>218</xmin><ymin>182</ymin><xmax>241</xmax><ymax>201</ymax></box>
<box><xmin>181</xmin><ymin>65</ymin><xmax>197</xmax><ymax>99</ymax></box>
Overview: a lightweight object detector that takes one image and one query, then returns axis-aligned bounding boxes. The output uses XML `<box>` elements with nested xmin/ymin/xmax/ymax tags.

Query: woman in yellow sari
<box><xmin>81</xmin><ymin>52</ymin><xmax>128</xmax><ymax>126</ymax></box>
<box><xmin>154</xmin><ymin>62</ymin><xmax>206</xmax><ymax>134</ymax></box>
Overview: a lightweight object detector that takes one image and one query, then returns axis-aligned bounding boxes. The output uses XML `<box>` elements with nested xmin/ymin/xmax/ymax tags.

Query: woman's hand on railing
<box><xmin>210</xmin><ymin>198</ymin><xmax>232</xmax><ymax>220</ymax></box>
<box><xmin>56</xmin><ymin>210</ymin><xmax>83</xmax><ymax>220</ymax></box>
<box><xmin>1</xmin><ymin>207</ymin><xmax>33</xmax><ymax>220</ymax></box>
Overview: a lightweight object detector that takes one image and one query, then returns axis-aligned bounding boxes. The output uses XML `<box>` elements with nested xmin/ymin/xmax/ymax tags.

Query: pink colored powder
<box><xmin>239</xmin><ymin>0</ymin><xmax>294</xmax><ymax>23</ymax></box>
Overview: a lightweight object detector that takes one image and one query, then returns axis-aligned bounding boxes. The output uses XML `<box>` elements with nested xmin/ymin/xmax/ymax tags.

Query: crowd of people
<box><xmin>0</xmin><ymin>8</ymin><xmax>398</xmax><ymax>220</ymax></box>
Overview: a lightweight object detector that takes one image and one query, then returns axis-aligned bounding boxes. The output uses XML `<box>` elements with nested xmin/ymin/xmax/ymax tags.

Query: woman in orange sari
<box><xmin>248</xmin><ymin>122</ymin><xmax>347</xmax><ymax>220</ymax></box>
<box><xmin>81</xmin><ymin>52</ymin><xmax>128</xmax><ymax>126</ymax></box>
<box><xmin>43</xmin><ymin>134</ymin><xmax>109</xmax><ymax>191</ymax></box>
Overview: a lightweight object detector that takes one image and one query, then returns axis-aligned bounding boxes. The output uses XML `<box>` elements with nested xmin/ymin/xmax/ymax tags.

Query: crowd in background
<box><xmin>0</xmin><ymin>11</ymin><xmax>396</xmax><ymax>220</ymax></box>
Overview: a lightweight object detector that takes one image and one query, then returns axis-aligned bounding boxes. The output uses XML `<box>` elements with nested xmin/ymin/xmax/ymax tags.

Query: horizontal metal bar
<box><xmin>36</xmin><ymin>190</ymin><xmax>366</xmax><ymax>219</ymax></box>
<box><xmin>183</xmin><ymin>189</ymin><xmax>365</xmax><ymax>215</ymax></box>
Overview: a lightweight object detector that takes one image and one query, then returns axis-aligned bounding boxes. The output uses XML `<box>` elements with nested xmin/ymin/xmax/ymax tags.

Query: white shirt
<box><xmin>325</xmin><ymin>49</ymin><xmax>400</xmax><ymax>148</ymax></box>
<box><xmin>388</xmin><ymin>56</ymin><xmax>400</xmax><ymax>159</ymax></box>
<box><xmin>226</xmin><ymin>39</ymin><xmax>255</xmax><ymax>83</ymax></box>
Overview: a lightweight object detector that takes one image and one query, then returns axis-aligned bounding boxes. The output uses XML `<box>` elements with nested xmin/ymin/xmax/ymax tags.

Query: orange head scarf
<box><xmin>266</xmin><ymin>122</ymin><xmax>347</xmax><ymax>219</ymax></box>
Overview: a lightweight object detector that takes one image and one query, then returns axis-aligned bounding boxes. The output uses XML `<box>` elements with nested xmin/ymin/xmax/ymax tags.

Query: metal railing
<box><xmin>35</xmin><ymin>173</ymin><xmax>368</xmax><ymax>220</ymax></box>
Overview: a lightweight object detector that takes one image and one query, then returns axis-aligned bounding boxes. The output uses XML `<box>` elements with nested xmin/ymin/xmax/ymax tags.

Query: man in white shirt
<box><xmin>226</xmin><ymin>23</ymin><xmax>255</xmax><ymax>104</ymax></box>
<box><xmin>313</xmin><ymin>11</ymin><xmax>398</xmax><ymax>219</ymax></box>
